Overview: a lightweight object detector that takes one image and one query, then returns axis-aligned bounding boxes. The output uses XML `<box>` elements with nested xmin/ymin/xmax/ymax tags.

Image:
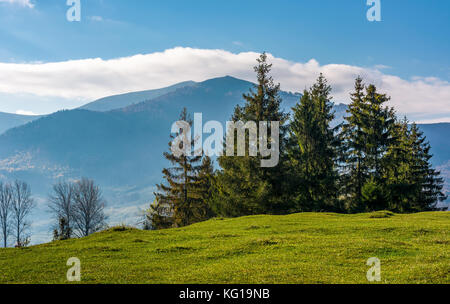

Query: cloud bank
<box><xmin>0</xmin><ymin>0</ymin><xmax>34</xmax><ymax>8</ymax></box>
<box><xmin>0</xmin><ymin>47</ymin><xmax>449</xmax><ymax>120</ymax></box>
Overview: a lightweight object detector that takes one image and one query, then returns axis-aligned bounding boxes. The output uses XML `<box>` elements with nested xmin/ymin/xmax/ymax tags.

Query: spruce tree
<box><xmin>384</xmin><ymin>121</ymin><xmax>447</xmax><ymax>211</ymax></box>
<box><xmin>340</xmin><ymin>77</ymin><xmax>368</xmax><ymax>211</ymax></box>
<box><xmin>155</xmin><ymin>108</ymin><xmax>211</xmax><ymax>227</ymax></box>
<box><xmin>383</xmin><ymin>118</ymin><xmax>413</xmax><ymax>212</ymax></box>
<box><xmin>213</xmin><ymin>53</ymin><xmax>290</xmax><ymax>216</ymax></box>
<box><xmin>197</xmin><ymin>155</ymin><xmax>215</xmax><ymax>219</ymax></box>
<box><xmin>147</xmin><ymin>198</ymin><xmax>174</xmax><ymax>230</ymax></box>
<box><xmin>341</xmin><ymin>79</ymin><xmax>396</xmax><ymax>211</ymax></box>
<box><xmin>408</xmin><ymin>124</ymin><xmax>447</xmax><ymax>211</ymax></box>
<box><xmin>363</xmin><ymin>84</ymin><xmax>396</xmax><ymax>182</ymax></box>
<box><xmin>288</xmin><ymin>74</ymin><xmax>340</xmax><ymax>211</ymax></box>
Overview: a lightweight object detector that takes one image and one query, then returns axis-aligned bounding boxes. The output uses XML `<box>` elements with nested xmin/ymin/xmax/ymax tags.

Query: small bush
<box><xmin>109</xmin><ymin>225</ymin><xmax>134</xmax><ymax>232</ymax></box>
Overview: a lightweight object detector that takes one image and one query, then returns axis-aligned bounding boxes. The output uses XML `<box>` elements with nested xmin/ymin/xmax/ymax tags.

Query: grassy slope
<box><xmin>0</xmin><ymin>212</ymin><xmax>448</xmax><ymax>284</ymax></box>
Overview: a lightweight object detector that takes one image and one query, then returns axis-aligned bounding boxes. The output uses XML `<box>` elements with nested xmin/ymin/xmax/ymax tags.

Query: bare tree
<box><xmin>48</xmin><ymin>181</ymin><xmax>74</xmax><ymax>239</ymax></box>
<box><xmin>11</xmin><ymin>180</ymin><xmax>34</xmax><ymax>247</ymax></box>
<box><xmin>0</xmin><ymin>182</ymin><xmax>13</xmax><ymax>247</ymax></box>
<box><xmin>72</xmin><ymin>178</ymin><xmax>107</xmax><ymax>237</ymax></box>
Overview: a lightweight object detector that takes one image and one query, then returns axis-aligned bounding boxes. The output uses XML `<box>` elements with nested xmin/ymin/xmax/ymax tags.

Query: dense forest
<box><xmin>149</xmin><ymin>53</ymin><xmax>447</xmax><ymax>230</ymax></box>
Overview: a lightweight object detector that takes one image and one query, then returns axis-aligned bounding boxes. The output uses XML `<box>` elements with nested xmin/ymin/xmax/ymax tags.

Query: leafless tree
<box><xmin>72</xmin><ymin>178</ymin><xmax>107</xmax><ymax>237</ymax></box>
<box><xmin>11</xmin><ymin>180</ymin><xmax>35</xmax><ymax>247</ymax></box>
<box><xmin>0</xmin><ymin>182</ymin><xmax>13</xmax><ymax>247</ymax></box>
<box><xmin>48</xmin><ymin>181</ymin><xmax>74</xmax><ymax>239</ymax></box>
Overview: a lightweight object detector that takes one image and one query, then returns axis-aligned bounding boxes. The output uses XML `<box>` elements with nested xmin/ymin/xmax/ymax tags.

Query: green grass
<box><xmin>0</xmin><ymin>212</ymin><xmax>449</xmax><ymax>284</ymax></box>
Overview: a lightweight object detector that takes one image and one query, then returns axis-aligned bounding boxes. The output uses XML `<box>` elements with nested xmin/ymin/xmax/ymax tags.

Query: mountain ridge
<box><xmin>0</xmin><ymin>111</ymin><xmax>42</xmax><ymax>135</ymax></box>
<box><xmin>79</xmin><ymin>80</ymin><xmax>197</xmax><ymax>112</ymax></box>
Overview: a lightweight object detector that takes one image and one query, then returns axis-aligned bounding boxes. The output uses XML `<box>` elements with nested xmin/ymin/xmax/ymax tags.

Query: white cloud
<box><xmin>0</xmin><ymin>0</ymin><xmax>34</xmax><ymax>8</ymax></box>
<box><xmin>415</xmin><ymin>117</ymin><xmax>450</xmax><ymax>124</ymax></box>
<box><xmin>15</xmin><ymin>109</ymin><xmax>38</xmax><ymax>116</ymax></box>
<box><xmin>0</xmin><ymin>47</ymin><xmax>449</xmax><ymax>120</ymax></box>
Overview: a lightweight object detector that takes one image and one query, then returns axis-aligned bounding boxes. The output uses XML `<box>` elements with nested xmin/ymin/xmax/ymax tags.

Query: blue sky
<box><xmin>0</xmin><ymin>0</ymin><xmax>449</xmax><ymax>121</ymax></box>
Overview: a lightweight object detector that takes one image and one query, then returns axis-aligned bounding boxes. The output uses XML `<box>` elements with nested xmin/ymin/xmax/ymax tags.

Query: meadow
<box><xmin>0</xmin><ymin>211</ymin><xmax>448</xmax><ymax>284</ymax></box>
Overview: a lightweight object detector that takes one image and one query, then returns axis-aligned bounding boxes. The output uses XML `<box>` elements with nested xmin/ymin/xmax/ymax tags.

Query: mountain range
<box><xmin>0</xmin><ymin>76</ymin><xmax>448</xmax><ymax>243</ymax></box>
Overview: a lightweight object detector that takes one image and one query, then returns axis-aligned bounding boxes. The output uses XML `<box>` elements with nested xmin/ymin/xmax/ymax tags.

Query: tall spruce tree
<box><xmin>340</xmin><ymin>77</ymin><xmax>368</xmax><ymax>211</ymax></box>
<box><xmin>383</xmin><ymin>118</ymin><xmax>413</xmax><ymax>212</ymax></box>
<box><xmin>341</xmin><ymin>79</ymin><xmax>396</xmax><ymax>211</ymax></box>
<box><xmin>213</xmin><ymin>53</ymin><xmax>290</xmax><ymax>216</ymax></box>
<box><xmin>288</xmin><ymin>74</ymin><xmax>340</xmax><ymax>212</ymax></box>
<box><xmin>363</xmin><ymin>84</ymin><xmax>397</xmax><ymax>180</ymax></box>
<box><xmin>155</xmin><ymin>108</ymin><xmax>212</xmax><ymax>227</ymax></box>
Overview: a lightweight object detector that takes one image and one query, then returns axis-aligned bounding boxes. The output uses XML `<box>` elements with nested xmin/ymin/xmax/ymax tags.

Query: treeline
<box><xmin>149</xmin><ymin>53</ymin><xmax>447</xmax><ymax>230</ymax></box>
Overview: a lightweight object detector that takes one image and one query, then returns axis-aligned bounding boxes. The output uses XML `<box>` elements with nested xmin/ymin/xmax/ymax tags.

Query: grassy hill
<box><xmin>0</xmin><ymin>212</ymin><xmax>448</xmax><ymax>284</ymax></box>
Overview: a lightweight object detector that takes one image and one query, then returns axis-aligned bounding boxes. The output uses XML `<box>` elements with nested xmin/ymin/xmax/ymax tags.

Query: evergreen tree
<box><xmin>363</xmin><ymin>84</ymin><xmax>396</xmax><ymax>181</ymax></box>
<box><xmin>384</xmin><ymin>121</ymin><xmax>447</xmax><ymax>211</ymax></box>
<box><xmin>197</xmin><ymin>155</ymin><xmax>215</xmax><ymax>219</ymax></box>
<box><xmin>383</xmin><ymin>118</ymin><xmax>413</xmax><ymax>212</ymax></box>
<box><xmin>213</xmin><ymin>53</ymin><xmax>290</xmax><ymax>216</ymax></box>
<box><xmin>407</xmin><ymin>124</ymin><xmax>447</xmax><ymax>210</ymax></box>
<box><xmin>146</xmin><ymin>198</ymin><xmax>174</xmax><ymax>230</ymax></box>
<box><xmin>341</xmin><ymin>79</ymin><xmax>396</xmax><ymax>211</ymax></box>
<box><xmin>288</xmin><ymin>74</ymin><xmax>340</xmax><ymax>211</ymax></box>
<box><xmin>340</xmin><ymin>77</ymin><xmax>368</xmax><ymax>211</ymax></box>
<box><xmin>155</xmin><ymin>108</ymin><xmax>214</xmax><ymax>227</ymax></box>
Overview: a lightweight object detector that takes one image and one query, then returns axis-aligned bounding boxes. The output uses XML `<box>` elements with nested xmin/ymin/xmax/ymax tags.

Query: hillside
<box><xmin>0</xmin><ymin>212</ymin><xmax>448</xmax><ymax>284</ymax></box>
<box><xmin>0</xmin><ymin>111</ymin><xmax>41</xmax><ymax>135</ymax></box>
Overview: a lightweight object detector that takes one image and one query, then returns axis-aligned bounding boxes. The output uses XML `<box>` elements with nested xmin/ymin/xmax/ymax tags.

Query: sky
<box><xmin>0</xmin><ymin>0</ymin><xmax>449</xmax><ymax>123</ymax></box>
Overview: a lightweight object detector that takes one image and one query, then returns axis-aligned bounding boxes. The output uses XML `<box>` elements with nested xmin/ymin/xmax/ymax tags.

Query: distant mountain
<box><xmin>79</xmin><ymin>81</ymin><xmax>196</xmax><ymax>112</ymax></box>
<box><xmin>0</xmin><ymin>112</ymin><xmax>42</xmax><ymax>135</ymax></box>
<box><xmin>415</xmin><ymin>123</ymin><xmax>450</xmax><ymax>166</ymax></box>
<box><xmin>0</xmin><ymin>76</ymin><xmax>447</xmax><ymax>243</ymax></box>
<box><xmin>0</xmin><ymin>76</ymin><xmax>302</xmax><ymax>189</ymax></box>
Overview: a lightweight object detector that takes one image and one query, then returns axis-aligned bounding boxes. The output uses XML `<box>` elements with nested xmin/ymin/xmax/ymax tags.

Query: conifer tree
<box><xmin>213</xmin><ymin>53</ymin><xmax>290</xmax><ymax>216</ymax></box>
<box><xmin>197</xmin><ymin>155</ymin><xmax>215</xmax><ymax>219</ymax></box>
<box><xmin>147</xmin><ymin>198</ymin><xmax>174</xmax><ymax>230</ymax></box>
<box><xmin>155</xmin><ymin>108</ymin><xmax>214</xmax><ymax>227</ymax></box>
<box><xmin>363</xmin><ymin>84</ymin><xmax>397</xmax><ymax>181</ymax></box>
<box><xmin>288</xmin><ymin>74</ymin><xmax>340</xmax><ymax>211</ymax></box>
<box><xmin>407</xmin><ymin>124</ymin><xmax>447</xmax><ymax>210</ymax></box>
<box><xmin>383</xmin><ymin>118</ymin><xmax>413</xmax><ymax>212</ymax></box>
<box><xmin>340</xmin><ymin>77</ymin><xmax>368</xmax><ymax>211</ymax></box>
<box><xmin>341</xmin><ymin>79</ymin><xmax>396</xmax><ymax>211</ymax></box>
<box><xmin>384</xmin><ymin>121</ymin><xmax>447</xmax><ymax>211</ymax></box>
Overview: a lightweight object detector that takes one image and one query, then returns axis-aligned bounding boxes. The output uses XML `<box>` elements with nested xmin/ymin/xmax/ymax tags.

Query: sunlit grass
<box><xmin>0</xmin><ymin>212</ymin><xmax>448</xmax><ymax>284</ymax></box>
